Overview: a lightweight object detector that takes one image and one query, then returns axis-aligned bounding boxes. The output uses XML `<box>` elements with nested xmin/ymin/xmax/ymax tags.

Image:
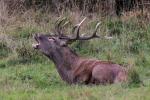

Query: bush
<box><xmin>0</xmin><ymin>61</ymin><xmax>6</xmax><ymax>68</ymax></box>
<box><xmin>107</xmin><ymin>19</ymin><xmax>123</xmax><ymax>36</ymax></box>
<box><xmin>0</xmin><ymin>42</ymin><xmax>11</xmax><ymax>58</ymax></box>
<box><xmin>11</xmin><ymin>26</ymin><xmax>39</xmax><ymax>39</ymax></box>
<box><xmin>15</xmin><ymin>39</ymin><xmax>48</xmax><ymax>64</ymax></box>
<box><xmin>127</xmin><ymin>67</ymin><xmax>143</xmax><ymax>88</ymax></box>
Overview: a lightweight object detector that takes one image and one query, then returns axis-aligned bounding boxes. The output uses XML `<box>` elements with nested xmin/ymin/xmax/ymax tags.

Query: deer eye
<box><xmin>48</xmin><ymin>37</ymin><xmax>55</xmax><ymax>41</ymax></box>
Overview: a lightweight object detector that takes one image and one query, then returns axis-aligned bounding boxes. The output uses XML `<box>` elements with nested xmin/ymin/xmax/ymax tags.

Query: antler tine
<box><xmin>72</xmin><ymin>17</ymin><xmax>87</xmax><ymax>34</ymax></box>
<box><xmin>59</xmin><ymin>19</ymin><xmax>101</xmax><ymax>44</ymax></box>
<box><xmin>76</xmin><ymin>22</ymin><xmax>101</xmax><ymax>40</ymax></box>
<box><xmin>62</xmin><ymin>21</ymin><xmax>70</xmax><ymax>28</ymax></box>
<box><xmin>71</xmin><ymin>17</ymin><xmax>87</xmax><ymax>39</ymax></box>
<box><xmin>55</xmin><ymin>17</ymin><xmax>67</xmax><ymax>36</ymax></box>
<box><xmin>57</xmin><ymin>17</ymin><xmax>67</xmax><ymax>27</ymax></box>
<box><xmin>59</xmin><ymin>17</ymin><xmax>87</xmax><ymax>43</ymax></box>
<box><xmin>78</xmin><ymin>17</ymin><xmax>87</xmax><ymax>26</ymax></box>
<box><xmin>76</xmin><ymin>17</ymin><xmax>87</xmax><ymax>38</ymax></box>
<box><xmin>65</xmin><ymin>21</ymin><xmax>101</xmax><ymax>42</ymax></box>
<box><xmin>92</xmin><ymin>22</ymin><xmax>101</xmax><ymax>37</ymax></box>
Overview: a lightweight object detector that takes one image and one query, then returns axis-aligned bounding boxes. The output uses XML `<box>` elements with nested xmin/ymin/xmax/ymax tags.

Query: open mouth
<box><xmin>32</xmin><ymin>34</ymin><xmax>40</xmax><ymax>49</ymax></box>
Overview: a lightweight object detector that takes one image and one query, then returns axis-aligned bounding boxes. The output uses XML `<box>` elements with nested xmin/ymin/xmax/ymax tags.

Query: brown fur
<box><xmin>72</xmin><ymin>59</ymin><xmax>127</xmax><ymax>84</ymax></box>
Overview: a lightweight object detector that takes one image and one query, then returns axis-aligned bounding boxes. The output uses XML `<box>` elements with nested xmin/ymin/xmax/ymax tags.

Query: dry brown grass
<box><xmin>121</xmin><ymin>9</ymin><xmax>150</xmax><ymax>22</ymax></box>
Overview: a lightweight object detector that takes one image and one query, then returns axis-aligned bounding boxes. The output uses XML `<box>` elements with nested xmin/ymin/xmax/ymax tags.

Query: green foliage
<box><xmin>0</xmin><ymin>42</ymin><xmax>11</xmax><ymax>58</ymax></box>
<box><xmin>128</xmin><ymin>68</ymin><xmax>142</xmax><ymax>88</ymax></box>
<box><xmin>16</xmin><ymin>43</ymin><xmax>33</xmax><ymax>63</ymax></box>
<box><xmin>12</xmin><ymin>26</ymin><xmax>39</xmax><ymax>39</ymax></box>
<box><xmin>107</xmin><ymin>19</ymin><xmax>123</xmax><ymax>36</ymax></box>
<box><xmin>14</xmin><ymin>39</ymin><xmax>48</xmax><ymax>64</ymax></box>
<box><xmin>0</xmin><ymin>62</ymin><xmax>6</xmax><ymax>68</ymax></box>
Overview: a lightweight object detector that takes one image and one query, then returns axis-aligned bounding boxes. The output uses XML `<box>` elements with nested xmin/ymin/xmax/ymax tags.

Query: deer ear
<box><xmin>53</xmin><ymin>37</ymin><xmax>67</xmax><ymax>46</ymax></box>
<box><xmin>60</xmin><ymin>40</ymin><xmax>67</xmax><ymax>46</ymax></box>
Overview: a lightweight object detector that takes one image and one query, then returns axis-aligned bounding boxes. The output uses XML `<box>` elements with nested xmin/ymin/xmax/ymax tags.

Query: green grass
<box><xmin>0</xmin><ymin>59</ymin><xmax>150</xmax><ymax>100</ymax></box>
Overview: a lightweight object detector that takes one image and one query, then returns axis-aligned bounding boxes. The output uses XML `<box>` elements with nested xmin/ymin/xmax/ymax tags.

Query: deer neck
<box><xmin>48</xmin><ymin>46</ymin><xmax>78</xmax><ymax>83</ymax></box>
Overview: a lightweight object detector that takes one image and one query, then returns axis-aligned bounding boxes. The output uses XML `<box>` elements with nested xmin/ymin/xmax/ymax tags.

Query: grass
<box><xmin>0</xmin><ymin>59</ymin><xmax>150</xmax><ymax>100</ymax></box>
<box><xmin>0</xmin><ymin>7</ymin><xmax>150</xmax><ymax>99</ymax></box>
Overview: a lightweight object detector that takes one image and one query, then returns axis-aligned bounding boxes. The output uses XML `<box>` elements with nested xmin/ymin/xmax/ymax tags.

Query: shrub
<box><xmin>107</xmin><ymin>19</ymin><xmax>123</xmax><ymax>36</ymax></box>
<box><xmin>0</xmin><ymin>61</ymin><xmax>6</xmax><ymax>68</ymax></box>
<box><xmin>15</xmin><ymin>39</ymin><xmax>48</xmax><ymax>64</ymax></box>
<box><xmin>0</xmin><ymin>42</ymin><xmax>11</xmax><ymax>58</ymax></box>
<box><xmin>127</xmin><ymin>67</ymin><xmax>143</xmax><ymax>88</ymax></box>
<box><xmin>11</xmin><ymin>26</ymin><xmax>39</xmax><ymax>39</ymax></box>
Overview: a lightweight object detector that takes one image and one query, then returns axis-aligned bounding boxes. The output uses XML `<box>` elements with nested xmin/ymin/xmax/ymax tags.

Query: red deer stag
<box><xmin>32</xmin><ymin>18</ymin><xmax>128</xmax><ymax>85</ymax></box>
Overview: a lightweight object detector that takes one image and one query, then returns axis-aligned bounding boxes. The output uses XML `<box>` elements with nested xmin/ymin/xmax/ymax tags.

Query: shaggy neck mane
<box><xmin>48</xmin><ymin>46</ymin><xmax>79</xmax><ymax>83</ymax></box>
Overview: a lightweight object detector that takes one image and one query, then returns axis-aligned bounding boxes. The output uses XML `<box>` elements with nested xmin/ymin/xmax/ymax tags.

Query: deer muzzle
<box><xmin>32</xmin><ymin>34</ymin><xmax>40</xmax><ymax>49</ymax></box>
<box><xmin>32</xmin><ymin>43</ymin><xmax>39</xmax><ymax>49</ymax></box>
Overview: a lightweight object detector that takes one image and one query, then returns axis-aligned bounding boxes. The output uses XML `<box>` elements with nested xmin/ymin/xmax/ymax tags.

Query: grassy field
<box><xmin>0</xmin><ymin>59</ymin><xmax>150</xmax><ymax>100</ymax></box>
<box><xmin>0</xmin><ymin>9</ymin><xmax>150</xmax><ymax>99</ymax></box>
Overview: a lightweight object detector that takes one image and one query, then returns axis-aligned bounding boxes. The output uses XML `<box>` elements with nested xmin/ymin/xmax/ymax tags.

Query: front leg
<box><xmin>72</xmin><ymin>73</ymin><xmax>92</xmax><ymax>84</ymax></box>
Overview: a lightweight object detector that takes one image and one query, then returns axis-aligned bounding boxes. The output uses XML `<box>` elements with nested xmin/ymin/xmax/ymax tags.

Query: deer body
<box><xmin>32</xmin><ymin>17</ymin><xmax>128</xmax><ymax>85</ymax></box>
<box><xmin>46</xmin><ymin>46</ymin><xmax>127</xmax><ymax>84</ymax></box>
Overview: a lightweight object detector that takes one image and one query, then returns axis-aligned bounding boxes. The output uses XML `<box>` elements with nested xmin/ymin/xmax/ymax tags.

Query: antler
<box><xmin>60</xmin><ymin>17</ymin><xmax>101</xmax><ymax>43</ymax></box>
<box><xmin>74</xmin><ymin>22</ymin><xmax>101</xmax><ymax>40</ymax></box>
<box><xmin>55</xmin><ymin>17</ymin><xmax>69</xmax><ymax>36</ymax></box>
<box><xmin>54</xmin><ymin>17</ymin><xmax>103</xmax><ymax>44</ymax></box>
<box><xmin>72</xmin><ymin>17</ymin><xmax>87</xmax><ymax>39</ymax></box>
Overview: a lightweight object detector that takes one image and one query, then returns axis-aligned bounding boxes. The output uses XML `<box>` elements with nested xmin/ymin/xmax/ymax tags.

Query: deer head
<box><xmin>32</xmin><ymin>17</ymin><xmax>101</xmax><ymax>57</ymax></box>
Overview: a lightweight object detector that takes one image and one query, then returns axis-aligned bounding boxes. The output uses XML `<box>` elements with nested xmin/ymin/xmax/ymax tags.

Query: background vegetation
<box><xmin>0</xmin><ymin>0</ymin><xmax>150</xmax><ymax>100</ymax></box>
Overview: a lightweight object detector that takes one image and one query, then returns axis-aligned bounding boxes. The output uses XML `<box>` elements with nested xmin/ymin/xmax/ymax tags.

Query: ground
<box><xmin>0</xmin><ymin>57</ymin><xmax>150</xmax><ymax>100</ymax></box>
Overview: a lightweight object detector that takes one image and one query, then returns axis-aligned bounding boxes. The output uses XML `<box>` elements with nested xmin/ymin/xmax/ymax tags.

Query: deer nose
<box><xmin>32</xmin><ymin>43</ymin><xmax>39</xmax><ymax>49</ymax></box>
